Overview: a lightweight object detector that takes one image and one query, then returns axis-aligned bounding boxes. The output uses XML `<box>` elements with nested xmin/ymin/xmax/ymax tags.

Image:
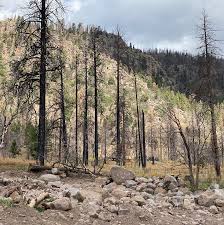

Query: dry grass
<box><xmin>102</xmin><ymin>160</ymin><xmax>224</xmax><ymax>183</ymax></box>
<box><xmin>1</xmin><ymin>156</ymin><xmax>224</xmax><ymax>185</ymax></box>
<box><xmin>0</xmin><ymin>157</ymin><xmax>35</xmax><ymax>171</ymax></box>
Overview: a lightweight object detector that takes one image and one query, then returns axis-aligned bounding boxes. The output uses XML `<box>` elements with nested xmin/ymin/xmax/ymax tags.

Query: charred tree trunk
<box><xmin>93</xmin><ymin>34</ymin><xmax>99</xmax><ymax>167</ymax></box>
<box><xmin>104</xmin><ymin>120</ymin><xmax>107</xmax><ymax>164</ymax></box>
<box><xmin>38</xmin><ymin>0</ymin><xmax>47</xmax><ymax>166</ymax></box>
<box><xmin>75</xmin><ymin>55</ymin><xmax>79</xmax><ymax>165</ymax></box>
<box><xmin>115</xmin><ymin>30</ymin><xmax>122</xmax><ymax>166</ymax></box>
<box><xmin>210</xmin><ymin>102</ymin><xmax>221</xmax><ymax>177</ymax></box>
<box><xmin>199</xmin><ymin>12</ymin><xmax>221</xmax><ymax>178</ymax></box>
<box><xmin>60</xmin><ymin>65</ymin><xmax>68</xmax><ymax>162</ymax></box>
<box><xmin>121</xmin><ymin>94</ymin><xmax>126</xmax><ymax>166</ymax></box>
<box><xmin>134</xmin><ymin>73</ymin><xmax>143</xmax><ymax>167</ymax></box>
<box><xmin>83</xmin><ymin>49</ymin><xmax>89</xmax><ymax>165</ymax></box>
<box><xmin>58</xmin><ymin>120</ymin><xmax>62</xmax><ymax>162</ymax></box>
<box><xmin>142</xmin><ymin>110</ymin><xmax>147</xmax><ymax>168</ymax></box>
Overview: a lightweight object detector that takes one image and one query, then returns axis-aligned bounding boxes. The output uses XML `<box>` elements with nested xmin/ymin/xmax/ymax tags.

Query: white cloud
<box><xmin>156</xmin><ymin>36</ymin><xmax>197</xmax><ymax>53</ymax></box>
<box><xmin>68</xmin><ymin>0</ymin><xmax>82</xmax><ymax>12</ymax></box>
<box><xmin>0</xmin><ymin>0</ymin><xmax>27</xmax><ymax>19</ymax></box>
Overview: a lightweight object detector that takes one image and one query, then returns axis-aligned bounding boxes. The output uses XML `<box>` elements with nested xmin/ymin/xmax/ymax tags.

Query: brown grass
<box><xmin>102</xmin><ymin>160</ymin><xmax>224</xmax><ymax>183</ymax></box>
<box><xmin>0</xmin><ymin>157</ymin><xmax>35</xmax><ymax>171</ymax></box>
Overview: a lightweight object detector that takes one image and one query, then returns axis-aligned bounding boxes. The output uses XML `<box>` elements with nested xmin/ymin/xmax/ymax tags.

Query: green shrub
<box><xmin>9</xmin><ymin>140</ymin><xmax>20</xmax><ymax>158</ymax></box>
<box><xmin>0</xmin><ymin>197</ymin><xmax>13</xmax><ymax>208</ymax></box>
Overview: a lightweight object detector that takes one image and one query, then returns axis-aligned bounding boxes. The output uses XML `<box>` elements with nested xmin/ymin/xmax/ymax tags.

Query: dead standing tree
<box><xmin>83</xmin><ymin>40</ymin><xmax>89</xmax><ymax>166</ymax></box>
<box><xmin>115</xmin><ymin>28</ymin><xmax>122</xmax><ymax>166</ymax></box>
<box><xmin>13</xmin><ymin>0</ymin><xmax>64</xmax><ymax>166</ymax></box>
<box><xmin>197</xmin><ymin>10</ymin><xmax>221</xmax><ymax>178</ymax></box>
<box><xmin>89</xmin><ymin>27</ymin><xmax>101</xmax><ymax>167</ymax></box>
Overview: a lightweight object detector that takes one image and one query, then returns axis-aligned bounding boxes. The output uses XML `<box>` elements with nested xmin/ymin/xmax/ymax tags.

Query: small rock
<box><xmin>10</xmin><ymin>191</ymin><xmax>21</xmax><ymax>203</ymax></box>
<box><xmin>124</xmin><ymin>180</ymin><xmax>137</xmax><ymax>188</ymax></box>
<box><xmin>103</xmin><ymin>182</ymin><xmax>117</xmax><ymax>193</ymax></box>
<box><xmin>136</xmin><ymin>183</ymin><xmax>147</xmax><ymax>192</ymax></box>
<box><xmin>39</xmin><ymin>174</ymin><xmax>60</xmax><ymax>183</ymax></box>
<box><xmin>48</xmin><ymin>181</ymin><xmax>62</xmax><ymax>188</ymax></box>
<box><xmin>51</xmin><ymin>168</ymin><xmax>60</xmax><ymax>175</ymax></box>
<box><xmin>209</xmin><ymin>205</ymin><xmax>219</xmax><ymax>214</ymax></box>
<box><xmin>49</xmin><ymin>197</ymin><xmax>72</xmax><ymax>211</ymax></box>
<box><xmin>105</xmin><ymin>204</ymin><xmax>118</xmax><ymax>213</ymax></box>
<box><xmin>154</xmin><ymin>187</ymin><xmax>167</xmax><ymax>195</ymax></box>
<box><xmin>183</xmin><ymin>198</ymin><xmax>194</xmax><ymax>210</ymax></box>
<box><xmin>146</xmin><ymin>183</ymin><xmax>156</xmax><ymax>190</ymax></box>
<box><xmin>98</xmin><ymin>211</ymin><xmax>113</xmax><ymax>222</ymax></box>
<box><xmin>196</xmin><ymin>190</ymin><xmax>220</xmax><ymax>207</ymax></box>
<box><xmin>215</xmin><ymin>198</ymin><xmax>224</xmax><ymax>207</ymax></box>
<box><xmin>74</xmin><ymin>191</ymin><xmax>86</xmax><ymax>203</ymax></box>
<box><xmin>209</xmin><ymin>183</ymin><xmax>220</xmax><ymax>190</ymax></box>
<box><xmin>112</xmin><ymin>187</ymin><xmax>130</xmax><ymax>198</ymax></box>
<box><xmin>135</xmin><ymin>177</ymin><xmax>149</xmax><ymax>183</ymax></box>
<box><xmin>104</xmin><ymin>197</ymin><xmax>119</xmax><ymax>205</ymax></box>
<box><xmin>83</xmin><ymin>202</ymin><xmax>101</xmax><ymax>218</ymax></box>
<box><xmin>141</xmin><ymin>192</ymin><xmax>153</xmax><ymax>200</ymax></box>
<box><xmin>132</xmin><ymin>195</ymin><xmax>146</xmax><ymax>206</ymax></box>
<box><xmin>144</xmin><ymin>188</ymin><xmax>154</xmax><ymax>195</ymax></box>
<box><xmin>169</xmin><ymin>196</ymin><xmax>184</xmax><ymax>207</ymax></box>
<box><xmin>118</xmin><ymin>207</ymin><xmax>130</xmax><ymax>215</ymax></box>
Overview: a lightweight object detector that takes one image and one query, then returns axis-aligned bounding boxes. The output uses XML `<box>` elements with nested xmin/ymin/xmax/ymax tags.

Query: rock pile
<box><xmin>0</xmin><ymin>166</ymin><xmax>224</xmax><ymax>224</ymax></box>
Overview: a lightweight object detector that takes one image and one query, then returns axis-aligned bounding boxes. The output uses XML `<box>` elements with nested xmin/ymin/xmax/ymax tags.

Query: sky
<box><xmin>0</xmin><ymin>0</ymin><xmax>224</xmax><ymax>53</ymax></box>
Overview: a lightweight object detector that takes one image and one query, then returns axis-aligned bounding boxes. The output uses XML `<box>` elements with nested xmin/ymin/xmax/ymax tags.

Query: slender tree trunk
<box><xmin>135</xmin><ymin>127</ymin><xmax>138</xmax><ymax>161</ymax></box>
<box><xmin>221</xmin><ymin>128</ymin><xmax>224</xmax><ymax>165</ymax></box>
<box><xmin>38</xmin><ymin>0</ymin><xmax>47</xmax><ymax>166</ymax></box>
<box><xmin>116</xmin><ymin>32</ymin><xmax>121</xmax><ymax>166</ymax></box>
<box><xmin>75</xmin><ymin>55</ymin><xmax>79</xmax><ymax>165</ymax></box>
<box><xmin>177</xmin><ymin>122</ymin><xmax>195</xmax><ymax>186</ymax></box>
<box><xmin>59</xmin><ymin>120</ymin><xmax>62</xmax><ymax>162</ymax></box>
<box><xmin>142</xmin><ymin>110</ymin><xmax>147</xmax><ymax>167</ymax></box>
<box><xmin>104</xmin><ymin>120</ymin><xmax>107</xmax><ymax>164</ymax></box>
<box><xmin>134</xmin><ymin>73</ymin><xmax>143</xmax><ymax>167</ymax></box>
<box><xmin>93</xmin><ymin>35</ymin><xmax>99</xmax><ymax>166</ymax></box>
<box><xmin>150</xmin><ymin>126</ymin><xmax>155</xmax><ymax>165</ymax></box>
<box><xmin>122</xmin><ymin>95</ymin><xmax>126</xmax><ymax>166</ymax></box>
<box><xmin>60</xmin><ymin>67</ymin><xmax>68</xmax><ymax>162</ymax></box>
<box><xmin>83</xmin><ymin>50</ymin><xmax>88</xmax><ymax>165</ymax></box>
<box><xmin>210</xmin><ymin>103</ymin><xmax>221</xmax><ymax>177</ymax></box>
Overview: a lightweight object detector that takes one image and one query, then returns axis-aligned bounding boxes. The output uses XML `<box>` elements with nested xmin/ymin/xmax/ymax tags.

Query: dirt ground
<box><xmin>0</xmin><ymin>171</ymin><xmax>223</xmax><ymax>225</ymax></box>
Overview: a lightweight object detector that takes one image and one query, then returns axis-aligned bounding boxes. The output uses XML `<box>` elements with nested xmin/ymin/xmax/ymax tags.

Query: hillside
<box><xmin>0</xmin><ymin>17</ymin><xmax>224</xmax><ymax>183</ymax></box>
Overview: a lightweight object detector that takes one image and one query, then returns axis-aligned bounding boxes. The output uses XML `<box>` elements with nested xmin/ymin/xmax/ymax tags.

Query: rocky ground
<box><xmin>0</xmin><ymin>167</ymin><xmax>224</xmax><ymax>225</ymax></box>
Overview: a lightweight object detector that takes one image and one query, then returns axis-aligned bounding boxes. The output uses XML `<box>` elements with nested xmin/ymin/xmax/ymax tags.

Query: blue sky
<box><xmin>0</xmin><ymin>0</ymin><xmax>224</xmax><ymax>53</ymax></box>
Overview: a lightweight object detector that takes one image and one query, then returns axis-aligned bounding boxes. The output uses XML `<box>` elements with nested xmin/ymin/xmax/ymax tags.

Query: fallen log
<box><xmin>28</xmin><ymin>164</ymin><xmax>51</xmax><ymax>173</ymax></box>
<box><xmin>28</xmin><ymin>192</ymin><xmax>49</xmax><ymax>208</ymax></box>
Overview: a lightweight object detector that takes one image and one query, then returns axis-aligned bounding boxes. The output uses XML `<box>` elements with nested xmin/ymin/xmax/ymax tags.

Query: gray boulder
<box><xmin>110</xmin><ymin>166</ymin><xmax>135</xmax><ymax>185</ymax></box>
<box><xmin>196</xmin><ymin>189</ymin><xmax>224</xmax><ymax>207</ymax></box>
<box><xmin>48</xmin><ymin>197</ymin><xmax>72</xmax><ymax>211</ymax></box>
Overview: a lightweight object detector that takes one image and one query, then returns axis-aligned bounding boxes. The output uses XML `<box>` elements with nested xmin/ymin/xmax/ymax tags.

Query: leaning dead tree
<box><xmin>12</xmin><ymin>0</ymin><xmax>64</xmax><ymax>166</ymax></box>
<box><xmin>163</xmin><ymin>104</ymin><xmax>210</xmax><ymax>189</ymax></box>
<box><xmin>197</xmin><ymin>10</ymin><xmax>221</xmax><ymax>178</ymax></box>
